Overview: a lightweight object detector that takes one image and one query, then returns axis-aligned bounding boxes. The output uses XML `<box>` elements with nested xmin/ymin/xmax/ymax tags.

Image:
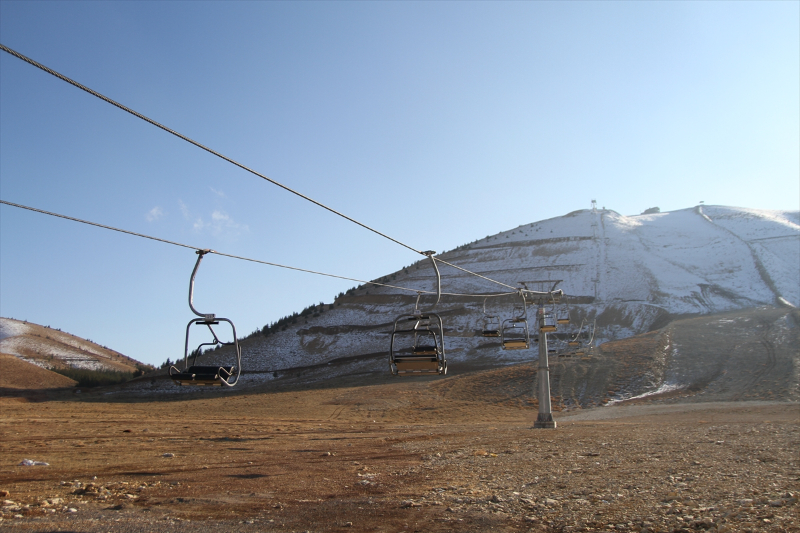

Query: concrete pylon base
<box><xmin>534</xmin><ymin>414</ymin><xmax>557</xmax><ymax>429</ymax></box>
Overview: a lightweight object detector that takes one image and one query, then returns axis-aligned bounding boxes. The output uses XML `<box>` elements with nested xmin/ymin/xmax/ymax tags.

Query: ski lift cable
<box><xmin>0</xmin><ymin>199</ymin><xmax>420</xmax><ymax>292</ymax></box>
<box><xmin>0</xmin><ymin>43</ymin><xmax>528</xmax><ymax>295</ymax></box>
<box><xmin>0</xmin><ymin>43</ymin><xmax>422</xmax><ymax>255</ymax></box>
<box><xmin>0</xmin><ymin>199</ymin><xmax>520</xmax><ymax>299</ymax></box>
<box><xmin>433</xmin><ymin>257</ymin><xmax>518</xmax><ymax>291</ymax></box>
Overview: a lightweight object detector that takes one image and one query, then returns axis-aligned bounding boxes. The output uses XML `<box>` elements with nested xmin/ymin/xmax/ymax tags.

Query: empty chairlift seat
<box><xmin>557</xmin><ymin>298</ymin><xmax>571</xmax><ymax>325</ymax></box>
<box><xmin>169</xmin><ymin>250</ymin><xmax>242</xmax><ymax>387</ymax></box>
<box><xmin>390</xmin><ymin>314</ymin><xmax>447</xmax><ymax>376</ymax></box>
<box><xmin>482</xmin><ymin>315</ymin><xmax>501</xmax><ymax>338</ymax></box>
<box><xmin>481</xmin><ymin>299</ymin><xmax>501</xmax><ymax>337</ymax></box>
<box><xmin>540</xmin><ymin>312</ymin><xmax>558</xmax><ymax>333</ymax></box>
<box><xmin>501</xmin><ymin>291</ymin><xmax>531</xmax><ymax>350</ymax></box>
<box><xmin>501</xmin><ymin>318</ymin><xmax>530</xmax><ymax>350</ymax></box>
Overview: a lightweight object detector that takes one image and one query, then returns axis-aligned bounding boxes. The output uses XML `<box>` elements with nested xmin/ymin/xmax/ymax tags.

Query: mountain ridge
<box><xmin>156</xmin><ymin>204</ymin><xmax>799</xmax><ymax>391</ymax></box>
<box><xmin>4</xmin><ymin>204</ymin><xmax>797</xmax><ymax>401</ymax></box>
<box><xmin>0</xmin><ymin>317</ymin><xmax>150</xmax><ymax>379</ymax></box>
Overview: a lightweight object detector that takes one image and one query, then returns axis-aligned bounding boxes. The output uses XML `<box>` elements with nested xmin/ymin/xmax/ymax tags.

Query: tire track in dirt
<box><xmin>328</xmin><ymin>405</ymin><xmax>347</xmax><ymax>420</ymax></box>
<box><xmin>732</xmin><ymin>318</ymin><xmax>778</xmax><ymax>401</ymax></box>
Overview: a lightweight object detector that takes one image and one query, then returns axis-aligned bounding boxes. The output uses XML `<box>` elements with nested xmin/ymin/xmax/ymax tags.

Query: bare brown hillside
<box><xmin>0</xmin><ymin>317</ymin><xmax>147</xmax><ymax>375</ymax></box>
<box><xmin>0</xmin><ymin>353</ymin><xmax>76</xmax><ymax>390</ymax></box>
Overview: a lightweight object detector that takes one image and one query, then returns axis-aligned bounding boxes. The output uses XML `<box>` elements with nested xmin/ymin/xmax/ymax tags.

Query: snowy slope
<box><xmin>0</xmin><ymin>317</ymin><xmax>144</xmax><ymax>372</ymax></box>
<box><xmin>177</xmin><ymin>205</ymin><xmax>799</xmax><ymax>385</ymax></box>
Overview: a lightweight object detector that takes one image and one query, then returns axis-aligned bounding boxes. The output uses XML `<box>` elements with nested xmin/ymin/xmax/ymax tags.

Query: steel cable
<box><xmin>0</xmin><ymin>199</ymin><xmax>522</xmax><ymax>299</ymax></box>
<box><xmin>0</xmin><ymin>43</ymin><xmax>424</xmax><ymax>256</ymax></box>
<box><xmin>0</xmin><ymin>43</ymin><xmax>547</xmax><ymax>297</ymax></box>
<box><xmin>433</xmin><ymin>257</ymin><xmax>519</xmax><ymax>291</ymax></box>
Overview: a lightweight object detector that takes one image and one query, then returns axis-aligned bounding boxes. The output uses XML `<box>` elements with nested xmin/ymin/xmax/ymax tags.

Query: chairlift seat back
<box><xmin>413</xmin><ymin>345</ymin><xmax>439</xmax><ymax>356</ymax></box>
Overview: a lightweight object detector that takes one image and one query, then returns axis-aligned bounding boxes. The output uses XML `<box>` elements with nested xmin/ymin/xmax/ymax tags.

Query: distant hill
<box><xmin>0</xmin><ymin>318</ymin><xmax>150</xmax><ymax>389</ymax></box>
<box><xmin>0</xmin><ymin>353</ymin><xmax>77</xmax><ymax>390</ymax></box>
<box><xmin>170</xmin><ymin>205</ymin><xmax>796</xmax><ymax>379</ymax></box>
<box><xmin>101</xmin><ymin>205</ymin><xmax>800</xmax><ymax>402</ymax></box>
<box><xmin>132</xmin><ymin>306</ymin><xmax>799</xmax><ymax>407</ymax></box>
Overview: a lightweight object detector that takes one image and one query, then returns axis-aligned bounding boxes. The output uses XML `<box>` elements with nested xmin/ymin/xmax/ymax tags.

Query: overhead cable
<box><xmin>0</xmin><ymin>199</ymin><xmax>519</xmax><ymax>299</ymax></box>
<box><xmin>0</xmin><ymin>43</ymin><xmax>537</xmax><ymax>295</ymax></box>
<box><xmin>0</xmin><ymin>43</ymin><xmax>424</xmax><ymax>256</ymax></box>
<box><xmin>433</xmin><ymin>257</ymin><xmax>518</xmax><ymax>292</ymax></box>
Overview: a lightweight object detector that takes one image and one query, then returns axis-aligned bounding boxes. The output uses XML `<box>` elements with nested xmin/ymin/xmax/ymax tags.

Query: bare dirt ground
<box><xmin>1</xmin><ymin>377</ymin><xmax>798</xmax><ymax>533</ymax></box>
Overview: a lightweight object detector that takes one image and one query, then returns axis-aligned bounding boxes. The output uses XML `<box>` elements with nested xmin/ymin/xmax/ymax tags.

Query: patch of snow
<box><xmin>19</xmin><ymin>459</ymin><xmax>49</xmax><ymax>466</ymax></box>
<box><xmin>0</xmin><ymin>318</ymin><xmax>31</xmax><ymax>341</ymax></box>
<box><xmin>0</xmin><ymin>334</ymin><xmax>108</xmax><ymax>371</ymax></box>
<box><xmin>607</xmin><ymin>381</ymin><xmax>686</xmax><ymax>405</ymax></box>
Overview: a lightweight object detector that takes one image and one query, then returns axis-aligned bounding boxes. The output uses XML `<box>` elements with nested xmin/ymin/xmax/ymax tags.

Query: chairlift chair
<box><xmin>501</xmin><ymin>291</ymin><xmax>530</xmax><ymax>350</ymax></box>
<box><xmin>539</xmin><ymin>293</ymin><xmax>558</xmax><ymax>333</ymax></box>
<box><xmin>501</xmin><ymin>320</ymin><xmax>530</xmax><ymax>350</ymax></box>
<box><xmin>481</xmin><ymin>298</ymin><xmax>500</xmax><ymax>337</ymax></box>
<box><xmin>556</xmin><ymin>297</ymin><xmax>570</xmax><ymax>325</ymax></box>
<box><xmin>169</xmin><ymin>250</ymin><xmax>242</xmax><ymax>387</ymax></box>
<box><xmin>390</xmin><ymin>312</ymin><xmax>447</xmax><ymax>375</ymax></box>
<box><xmin>389</xmin><ymin>261</ymin><xmax>447</xmax><ymax>376</ymax></box>
<box><xmin>540</xmin><ymin>311</ymin><xmax>558</xmax><ymax>333</ymax></box>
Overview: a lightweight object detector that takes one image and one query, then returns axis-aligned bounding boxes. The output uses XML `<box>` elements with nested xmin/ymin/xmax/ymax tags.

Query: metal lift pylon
<box><xmin>520</xmin><ymin>280</ymin><xmax>560</xmax><ymax>429</ymax></box>
<box><xmin>534</xmin><ymin>303</ymin><xmax>557</xmax><ymax>428</ymax></box>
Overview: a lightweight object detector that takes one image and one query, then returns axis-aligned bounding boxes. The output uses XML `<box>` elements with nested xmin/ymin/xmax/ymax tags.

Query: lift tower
<box><xmin>519</xmin><ymin>281</ymin><xmax>562</xmax><ymax>429</ymax></box>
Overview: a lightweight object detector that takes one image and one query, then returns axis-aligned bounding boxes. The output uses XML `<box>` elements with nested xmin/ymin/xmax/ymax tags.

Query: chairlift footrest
<box><xmin>171</xmin><ymin>365</ymin><xmax>235</xmax><ymax>385</ymax></box>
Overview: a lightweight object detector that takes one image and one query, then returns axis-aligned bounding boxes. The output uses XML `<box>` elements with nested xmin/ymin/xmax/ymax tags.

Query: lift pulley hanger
<box><xmin>169</xmin><ymin>250</ymin><xmax>242</xmax><ymax>387</ymax></box>
<box><xmin>568</xmin><ymin>318</ymin><xmax>586</xmax><ymax>347</ymax></box>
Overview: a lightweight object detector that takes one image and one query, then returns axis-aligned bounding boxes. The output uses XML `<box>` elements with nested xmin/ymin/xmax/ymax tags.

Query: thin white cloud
<box><xmin>178</xmin><ymin>200</ymin><xmax>190</xmax><ymax>220</ymax></box>
<box><xmin>187</xmin><ymin>208</ymin><xmax>248</xmax><ymax>239</ymax></box>
<box><xmin>212</xmin><ymin>211</ymin><xmax>230</xmax><ymax>223</ymax></box>
<box><xmin>208</xmin><ymin>210</ymin><xmax>249</xmax><ymax>237</ymax></box>
<box><xmin>146</xmin><ymin>206</ymin><xmax>164</xmax><ymax>222</ymax></box>
<box><xmin>209</xmin><ymin>187</ymin><xmax>227</xmax><ymax>199</ymax></box>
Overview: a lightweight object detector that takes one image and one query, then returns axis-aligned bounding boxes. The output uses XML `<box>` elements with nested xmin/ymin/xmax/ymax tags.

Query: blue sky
<box><xmin>1</xmin><ymin>1</ymin><xmax>798</xmax><ymax>367</ymax></box>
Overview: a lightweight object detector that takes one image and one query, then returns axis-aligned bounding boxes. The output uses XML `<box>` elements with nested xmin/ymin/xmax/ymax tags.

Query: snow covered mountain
<box><xmin>175</xmin><ymin>204</ymin><xmax>798</xmax><ymax>388</ymax></box>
